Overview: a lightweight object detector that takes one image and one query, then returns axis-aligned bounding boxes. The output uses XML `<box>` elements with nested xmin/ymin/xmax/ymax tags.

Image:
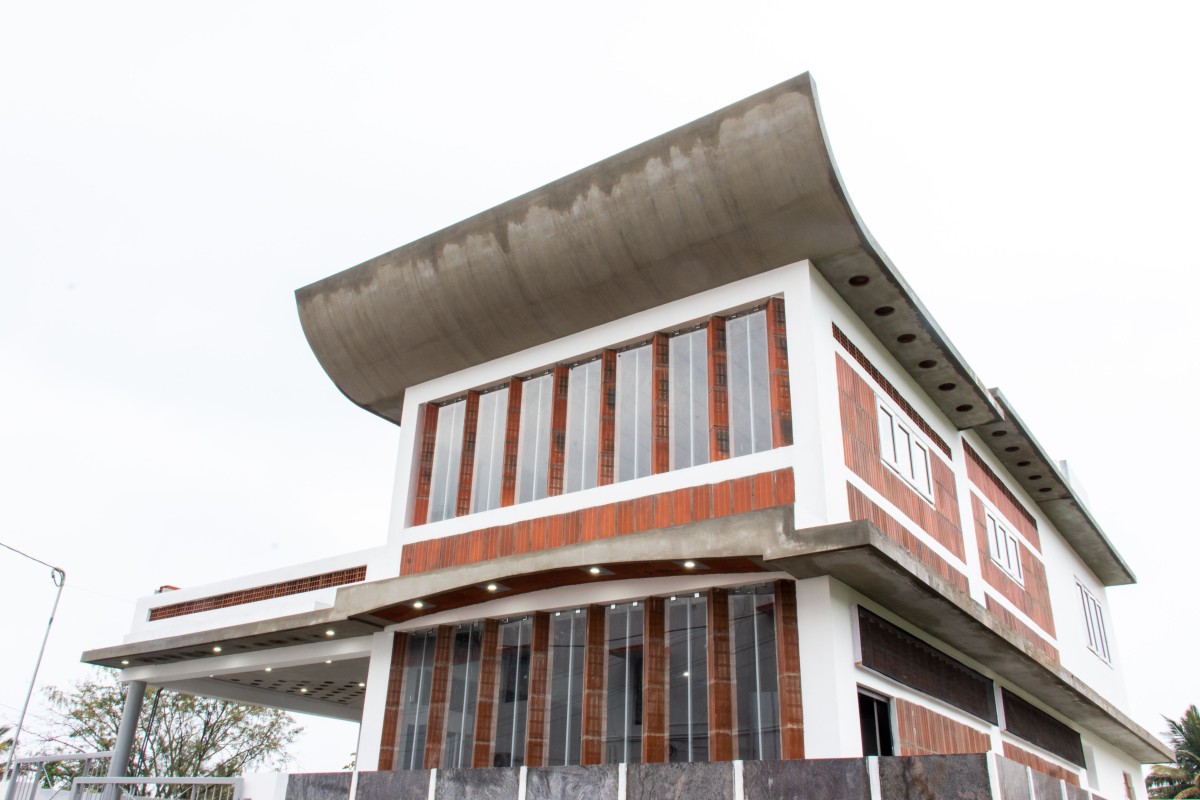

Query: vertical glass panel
<box><xmin>616</xmin><ymin>345</ymin><xmax>653</xmax><ymax>482</ymax></box>
<box><xmin>877</xmin><ymin>406</ymin><xmax>896</xmax><ymax>465</ymax></box>
<box><xmin>471</xmin><ymin>388</ymin><xmax>509</xmax><ymax>513</ymax></box>
<box><xmin>911</xmin><ymin>442</ymin><xmax>931</xmax><ymax>496</ymax></box>
<box><xmin>517</xmin><ymin>374</ymin><xmax>553</xmax><ymax>503</ymax></box>
<box><xmin>494</xmin><ymin>617</ymin><xmax>532</xmax><ymax>767</ymax></box>
<box><xmin>604</xmin><ymin>602</ymin><xmax>644</xmax><ymax>764</ymax></box>
<box><xmin>857</xmin><ymin>691</ymin><xmax>894</xmax><ymax>757</ymax></box>
<box><xmin>442</xmin><ymin>622</ymin><xmax>483</xmax><ymax>768</ymax></box>
<box><xmin>895</xmin><ymin>427</ymin><xmax>913</xmax><ymax>480</ymax></box>
<box><xmin>727</xmin><ymin>310</ymin><xmax>772</xmax><ymax>457</ymax></box>
<box><xmin>428</xmin><ymin>400</ymin><xmax>466</xmax><ymax>523</ymax></box>
<box><xmin>565</xmin><ymin>360</ymin><xmax>602</xmax><ymax>493</ymax></box>
<box><xmin>548</xmin><ymin>609</ymin><xmax>587</xmax><ymax>766</ymax></box>
<box><xmin>730</xmin><ymin>585</ymin><xmax>780</xmax><ymax>761</ymax></box>
<box><xmin>667</xmin><ymin>593</ymin><xmax>709</xmax><ymax>762</ymax></box>
<box><xmin>669</xmin><ymin>329</ymin><xmax>709</xmax><ymax>470</ymax></box>
<box><xmin>396</xmin><ymin>629</ymin><xmax>438</xmax><ymax>770</ymax></box>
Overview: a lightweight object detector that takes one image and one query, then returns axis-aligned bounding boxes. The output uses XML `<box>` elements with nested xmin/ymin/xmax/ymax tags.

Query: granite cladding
<box><xmin>742</xmin><ymin>757</ymin><xmax>870</xmax><ymax>800</ymax></box>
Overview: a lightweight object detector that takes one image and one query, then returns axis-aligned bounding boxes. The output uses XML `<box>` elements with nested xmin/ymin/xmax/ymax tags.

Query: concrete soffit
<box><xmin>293</xmin><ymin>75</ymin><xmax>1131</xmax><ymax>581</ymax></box>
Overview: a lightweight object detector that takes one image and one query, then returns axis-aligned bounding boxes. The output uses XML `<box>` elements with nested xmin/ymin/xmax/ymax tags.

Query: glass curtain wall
<box><xmin>604</xmin><ymin>602</ymin><xmax>644</xmax><ymax>764</ymax></box>
<box><xmin>726</xmin><ymin>310</ymin><xmax>771</xmax><ymax>457</ymax></box>
<box><xmin>730</xmin><ymin>585</ymin><xmax>781</xmax><ymax>760</ymax></box>
<box><xmin>666</xmin><ymin>593</ymin><xmax>709</xmax><ymax>762</ymax></box>
<box><xmin>442</xmin><ymin>622</ymin><xmax>484</xmax><ymax>768</ymax></box>
<box><xmin>396</xmin><ymin>629</ymin><xmax>438</xmax><ymax>770</ymax></box>
<box><xmin>428</xmin><ymin>399</ymin><xmax>466</xmax><ymax>522</ymax></box>
<box><xmin>616</xmin><ymin>344</ymin><xmax>653</xmax><ymax>482</ymax></box>
<box><xmin>669</xmin><ymin>329</ymin><xmax>709</xmax><ymax>470</ymax></box>
<box><xmin>548</xmin><ymin>609</ymin><xmax>587</xmax><ymax>766</ymax></box>
<box><xmin>517</xmin><ymin>374</ymin><xmax>554</xmax><ymax>503</ymax></box>
<box><xmin>564</xmin><ymin>359</ymin><xmax>602</xmax><ymax>493</ymax></box>
<box><xmin>471</xmin><ymin>387</ymin><xmax>509</xmax><ymax>513</ymax></box>
<box><xmin>493</xmin><ymin>617</ymin><xmax>533</xmax><ymax>767</ymax></box>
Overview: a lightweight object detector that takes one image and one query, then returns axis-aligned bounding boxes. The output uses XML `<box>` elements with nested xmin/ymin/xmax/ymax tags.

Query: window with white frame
<box><xmin>1077</xmin><ymin>583</ymin><xmax>1111</xmax><ymax>662</ymax></box>
<box><xmin>876</xmin><ymin>399</ymin><xmax>933</xmax><ymax>499</ymax></box>
<box><xmin>985</xmin><ymin>508</ymin><xmax>1024</xmax><ymax>584</ymax></box>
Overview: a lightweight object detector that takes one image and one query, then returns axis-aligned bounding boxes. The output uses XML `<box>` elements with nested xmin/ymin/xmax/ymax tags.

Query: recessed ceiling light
<box><xmin>588</xmin><ymin>567</ymin><xmax>601</xmax><ymax>575</ymax></box>
<box><xmin>358</xmin><ymin>682</ymin><xmax>366</xmax><ymax>688</ymax></box>
<box><xmin>300</xmin><ymin>687</ymin><xmax>308</xmax><ymax>693</ymax></box>
<box><xmin>412</xmin><ymin>600</ymin><xmax>425</xmax><ymax>609</ymax></box>
<box><xmin>120</xmin><ymin>660</ymin><xmax>130</xmax><ymax>666</ymax></box>
<box><xmin>325</xmin><ymin>660</ymin><xmax>332</xmax><ymax>664</ymax></box>
<box><xmin>325</xmin><ymin>630</ymin><xmax>335</xmax><ymax>637</ymax></box>
<box><xmin>265</xmin><ymin>667</ymin><xmax>272</xmax><ymax>672</ymax></box>
<box><xmin>212</xmin><ymin>646</ymin><xmax>222</xmax><ymax>653</ymax></box>
<box><xmin>683</xmin><ymin>560</ymin><xmax>696</xmax><ymax>569</ymax></box>
<box><xmin>486</xmin><ymin>583</ymin><xmax>498</xmax><ymax>592</ymax></box>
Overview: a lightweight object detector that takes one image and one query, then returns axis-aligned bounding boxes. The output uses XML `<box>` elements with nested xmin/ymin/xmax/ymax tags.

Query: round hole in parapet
<box><xmin>918</xmin><ymin>360</ymin><xmax>937</xmax><ymax>369</ymax></box>
<box><xmin>897</xmin><ymin>333</ymin><xmax>917</xmax><ymax>344</ymax></box>
<box><xmin>1029</xmin><ymin>475</ymin><xmax>1043</xmax><ymax>481</ymax></box>
<box><xmin>991</xmin><ymin>430</ymin><xmax>1008</xmax><ymax>437</ymax></box>
<box><xmin>1038</xmin><ymin>487</ymin><xmax>1052</xmax><ymax>493</ymax></box>
<box><xmin>938</xmin><ymin>383</ymin><xmax>956</xmax><ymax>392</ymax></box>
<box><xmin>1004</xmin><ymin>446</ymin><xmax>1019</xmax><ymax>453</ymax></box>
<box><xmin>849</xmin><ymin>275</ymin><xmax>870</xmax><ymax>286</ymax></box>
<box><xmin>955</xmin><ymin>404</ymin><xmax>973</xmax><ymax>412</ymax></box>
<box><xmin>1017</xmin><ymin>460</ymin><xmax>1031</xmax><ymax>467</ymax></box>
<box><xmin>875</xmin><ymin>306</ymin><xmax>895</xmax><ymax>317</ymax></box>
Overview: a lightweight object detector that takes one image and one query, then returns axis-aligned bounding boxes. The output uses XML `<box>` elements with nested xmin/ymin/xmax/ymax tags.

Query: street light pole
<box><xmin>2</xmin><ymin>542</ymin><xmax>66</xmax><ymax>797</ymax></box>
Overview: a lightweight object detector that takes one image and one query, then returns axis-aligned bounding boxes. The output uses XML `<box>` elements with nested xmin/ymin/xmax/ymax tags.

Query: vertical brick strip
<box><xmin>707</xmin><ymin>587</ymin><xmax>734</xmax><ymax>761</ymax></box>
<box><xmin>422</xmin><ymin>626</ymin><xmax>455</xmax><ymax>769</ymax></box>
<box><xmin>597</xmin><ymin>350</ymin><xmax>617</xmax><ymax>486</ymax></box>
<box><xmin>547</xmin><ymin>366</ymin><xmax>570</xmax><ymax>497</ymax></box>
<box><xmin>765</xmin><ymin>297</ymin><xmax>792</xmax><ymax>447</ymax></box>
<box><xmin>581</xmin><ymin>604</ymin><xmax>607</xmax><ymax>764</ymax></box>
<box><xmin>455</xmin><ymin>391</ymin><xmax>481</xmax><ymax>517</ymax></box>
<box><xmin>500</xmin><ymin>378</ymin><xmax>523</xmax><ymax>507</ymax></box>
<box><xmin>525</xmin><ymin>612</ymin><xmax>551</xmax><ymax>767</ymax></box>
<box><xmin>377</xmin><ymin>632</ymin><xmax>408</xmax><ymax>771</ymax></box>
<box><xmin>652</xmin><ymin>333</ymin><xmax>671</xmax><ymax>474</ymax></box>
<box><xmin>641</xmin><ymin>596</ymin><xmax>667</xmax><ymax>763</ymax></box>
<box><xmin>471</xmin><ymin>619</ymin><xmax>501</xmax><ymax>768</ymax></box>
<box><xmin>773</xmin><ymin>579</ymin><xmax>804</xmax><ymax>759</ymax></box>
<box><xmin>412</xmin><ymin>404</ymin><xmax>440</xmax><ymax>526</ymax></box>
<box><xmin>708</xmin><ymin>317</ymin><xmax>730</xmax><ymax>462</ymax></box>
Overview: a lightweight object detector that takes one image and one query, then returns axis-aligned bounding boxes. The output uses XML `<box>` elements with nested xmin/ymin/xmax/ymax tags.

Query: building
<box><xmin>82</xmin><ymin>74</ymin><xmax>1169</xmax><ymax>800</ymax></box>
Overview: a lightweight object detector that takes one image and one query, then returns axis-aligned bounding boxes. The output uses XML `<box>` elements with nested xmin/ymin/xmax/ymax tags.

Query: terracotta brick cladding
<box><xmin>847</xmin><ymin>484</ymin><xmax>969</xmax><ymax>594</ymax></box>
<box><xmin>985</xmin><ymin>595</ymin><xmax>1060</xmax><ymax>663</ymax></box>
<box><xmin>832</xmin><ymin>324</ymin><xmax>951</xmax><ymax>457</ymax></box>
<box><xmin>148</xmin><ymin>565</ymin><xmax>367</xmax><ymax>621</ymax></box>
<box><xmin>1003</xmin><ymin>741</ymin><xmax>1081</xmax><ymax>786</ymax></box>
<box><xmin>971</xmin><ymin>494</ymin><xmax>1057</xmax><ymax>638</ymax></box>
<box><xmin>894</xmin><ymin>699</ymin><xmax>990</xmax><ymax>756</ymax></box>
<box><xmin>837</xmin><ymin>354</ymin><xmax>965</xmax><ymax>561</ymax></box>
<box><xmin>399</xmin><ymin>468</ymin><xmax>796</xmax><ymax>575</ymax></box>
<box><xmin>964</xmin><ymin>443</ymin><xmax>1040</xmax><ymax>551</ymax></box>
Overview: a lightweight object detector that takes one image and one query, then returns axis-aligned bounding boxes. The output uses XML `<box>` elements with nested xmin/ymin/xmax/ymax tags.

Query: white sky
<box><xmin>2</xmin><ymin>0</ymin><xmax>1196</xmax><ymax>774</ymax></box>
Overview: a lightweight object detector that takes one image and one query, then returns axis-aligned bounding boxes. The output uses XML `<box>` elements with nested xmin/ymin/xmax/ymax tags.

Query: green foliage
<box><xmin>38</xmin><ymin>669</ymin><xmax>302</xmax><ymax>785</ymax></box>
<box><xmin>1147</xmin><ymin>705</ymin><xmax>1200</xmax><ymax>799</ymax></box>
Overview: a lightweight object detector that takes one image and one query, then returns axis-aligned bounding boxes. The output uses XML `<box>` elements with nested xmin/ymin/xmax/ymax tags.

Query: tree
<box><xmin>1147</xmin><ymin>705</ymin><xmax>1200</xmax><ymax>799</ymax></box>
<box><xmin>38</xmin><ymin>669</ymin><xmax>302</xmax><ymax>783</ymax></box>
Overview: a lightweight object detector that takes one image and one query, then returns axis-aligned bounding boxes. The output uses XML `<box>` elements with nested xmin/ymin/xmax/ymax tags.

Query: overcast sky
<box><xmin>2</xmin><ymin>0</ymin><xmax>1196</xmax><ymax>774</ymax></box>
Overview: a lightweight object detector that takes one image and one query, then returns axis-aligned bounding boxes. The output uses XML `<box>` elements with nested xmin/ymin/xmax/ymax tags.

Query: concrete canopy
<box><xmin>294</xmin><ymin>72</ymin><xmax>1133</xmax><ymax>586</ymax></box>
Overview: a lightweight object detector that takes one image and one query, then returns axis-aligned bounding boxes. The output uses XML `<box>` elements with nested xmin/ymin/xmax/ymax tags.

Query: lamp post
<box><xmin>2</xmin><ymin>542</ymin><xmax>66</xmax><ymax>797</ymax></box>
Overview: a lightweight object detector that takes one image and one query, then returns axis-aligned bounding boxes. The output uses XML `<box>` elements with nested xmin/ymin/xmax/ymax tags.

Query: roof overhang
<box><xmin>86</xmin><ymin>510</ymin><xmax>1167</xmax><ymax>762</ymax></box>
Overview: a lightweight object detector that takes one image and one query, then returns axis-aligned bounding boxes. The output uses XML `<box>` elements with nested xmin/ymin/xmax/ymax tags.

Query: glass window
<box><xmin>730</xmin><ymin>585</ymin><xmax>780</xmax><ymax>761</ymax></box>
<box><xmin>396</xmin><ymin>629</ymin><xmax>438</xmax><ymax>770</ymax></box>
<box><xmin>1078</xmin><ymin>584</ymin><xmax>1111</xmax><ymax>662</ymax></box>
<box><xmin>548</xmin><ymin>609</ymin><xmax>587</xmax><ymax>766</ymax></box>
<box><xmin>669</xmin><ymin>329</ymin><xmax>709</xmax><ymax>469</ymax></box>
<box><xmin>442</xmin><ymin>622</ymin><xmax>483</xmax><ymax>768</ymax></box>
<box><xmin>428</xmin><ymin>399</ymin><xmax>466</xmax><ymax>523</ymax></box>
<box><xmin>471</xmin><ymin>388</ymin><xmax>509</xmax><ymax>513</ymax></box>
<box><xmin>517</xmin><ymin>374</ymin><xmax>553</xmax><ymax>503</ymax></box>
<box><xmin>986</xmin><ymin>509</ymin><xmax>1024</xmax><ymax>584</ymax></box>
<box><xmin>565</xmin><ymin>359</ymin><xmax>602</xmax><ymax>493</ymax></box>
<box><xmin>605</xmin><ymin>602</ymin><xmax>644</xmax><ymax>764</ymax></box>
<box><xmin>726</xmin><ymin>310</ymin><xmax>771</xmax><ymax>457</ymax></box>
<box><xmin>493</xmin><ymin>617</ymin><xmax>532</xmax><ymax>767</ymax></box>
<box><xmin>876</xmin><ymin>398</ymin><xmax>934</xmax><ymax>501</ymax></box>
<box><xmin>616</xmin><ymin>345</ymin><xmax>653</xmax><ymax>482</ymax></box>
<box><xmin>667</xmin><ymin>593</ymin><xmax>708</xmax><ymax>762</ymax></box>
<box><xmin>858</xmin><ymin>689</ymin><xmax>894</xmax><ymax>757</ymax></box>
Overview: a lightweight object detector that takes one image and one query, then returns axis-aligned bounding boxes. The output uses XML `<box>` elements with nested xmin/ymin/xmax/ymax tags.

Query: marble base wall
<box><xmin>283</xmin><ymin>753</ymin><xmax>1113</xmax><ymax>800</ymax></box>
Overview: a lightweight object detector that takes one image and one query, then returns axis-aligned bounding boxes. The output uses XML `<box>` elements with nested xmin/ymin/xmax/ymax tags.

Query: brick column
<box><xmin>642</xmin><ymin>596</ymin><xmax>668</xmax><ymax>762</ymax></box>
<box><xmin>774</xmin><ymin>579</ymin><xmax>804</xmax><ymax>759</ymax></box>
<box><xmin>547</xmin><ymin>366</ymin><xmax>569</xmax><ymax>497</ymax></box>
<box><xmin>597</xmin><ymin>350</ymin><xmax>617</xmax><ymax>486</ymax></box>
<box><xmin>455</xmin><ymin>390</ymin><xmax>481</xmax><ymax>517</ymax></box>
<box><xmin>376</xmin><ymin>632</ymin><xmax>409</xmax><ymax>770</ymax></box>
<box><xmin>765</xmin><ymin>297</ymin><xmax>792</xmax><ymax>447</ymax></box>
<box><xmin>412</xmin><ymin>405</ymin><xmax>440</xmax><ymax>525</ymax></box>
<box><xmin>422</xmin><ymin>627</ymin><xmax>455</xmax><ymax>769</ymax></box>
<box><xmin>525</xmin><ymin>612</ymin><xmax>552</xmax><ymax>767</ymax></box>
<box><xmin>707</xmin><ymin>587</ymin><xmax>734</xmax><ymax>761</ymax></box>
<box><xmin>500</xmin><ymin>379</ymin><xmax>523</xmax><ymax>507</ymax></box>
<box><xmin>581</xmin><ymin>605</ymin><xmax>607</xmax><ymax>764</ymax></box>
<box><xmin>471</xmin><ymin>619</ymin><xmax>501</xmax><ymax>768</ymax></box>
<box><xmin>708</xmin><ymin>317</ymin><xmax>730</xmax><ymax>462</ymax></box>
<box><xmin>652</xmin><ymin>333</ymin><xmax>671</xmax><ymax>474</ymax></box>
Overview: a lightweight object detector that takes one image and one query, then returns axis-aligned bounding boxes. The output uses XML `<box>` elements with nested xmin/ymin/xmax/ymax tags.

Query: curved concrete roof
<box><xmin>295</xmin><ymin>73</ymin><xmax>1134</xmax><ymax>586</ymax></box>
